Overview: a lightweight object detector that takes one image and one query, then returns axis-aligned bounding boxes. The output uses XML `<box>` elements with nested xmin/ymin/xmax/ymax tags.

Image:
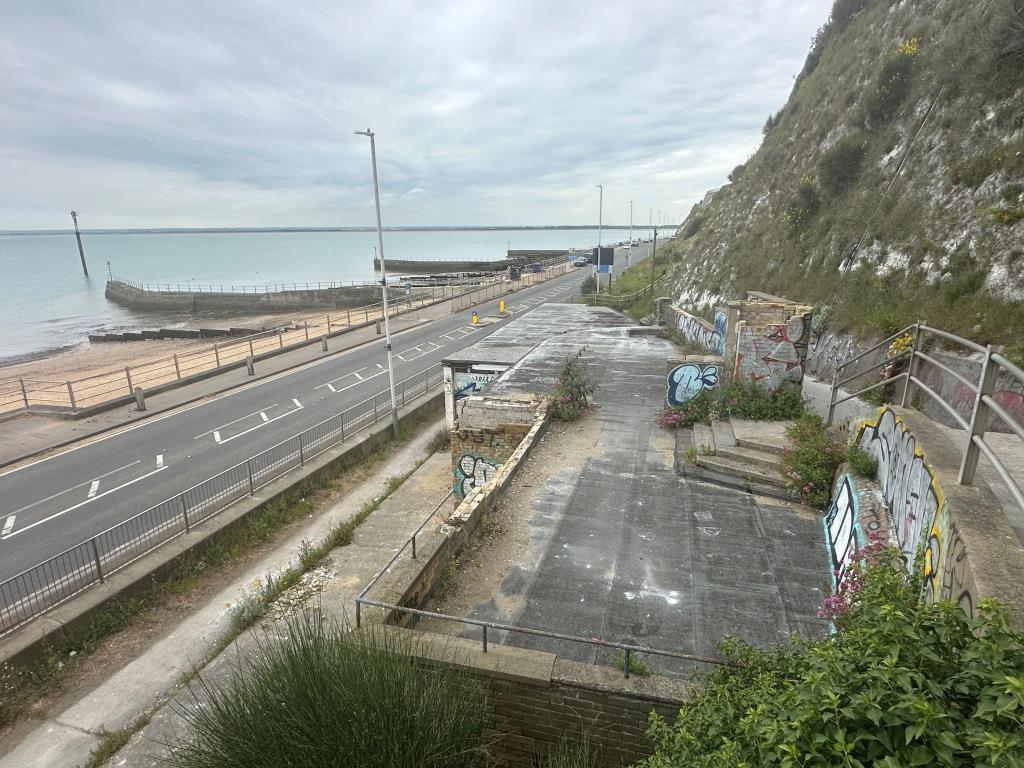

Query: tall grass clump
<box><xmin>168</xmin><ymin>612</ymin><xmax>490</xmax><ymax>768</ymax></box>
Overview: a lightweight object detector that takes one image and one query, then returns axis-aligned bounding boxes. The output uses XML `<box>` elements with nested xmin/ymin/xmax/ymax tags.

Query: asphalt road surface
<box><xmin>0</xmin><ymin>242</ymin><xmax>655</xmax><ymax>584</ymax></box>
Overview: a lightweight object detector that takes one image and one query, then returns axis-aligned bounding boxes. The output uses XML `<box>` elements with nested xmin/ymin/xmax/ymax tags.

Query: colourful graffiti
<box><xmin>735</xmin><ymin>315</ymin><xmax>808</xmax><ymax>388</ymax></box>
<box><xmin>666</xmin><ymin>363</ymin><xmax>720</xmax><ymax>406</ymax></box>
<box><xmin>823</xmin><ymin>474</ymin><xmax>858</xmax><ymax>589</ymax></box>
<box><xmin>856</xmin><ymin>408</ymin><xmax>944</xmax><ymax>598</ymax></box>
<box><xmin>940</xmin><ymin>526</ymin><xmax>974</xmax><ymax>615</ymax></box>
<box><xmin>713</xmin><ymin>311</ymin><xmax>727</xmax><ymax>355</ymax></box>
<box><xmin>676</xmin><ymin>312</ymin><xmax>722</xmax><ymax>355</ymax></box>
<box><xmin>920</xmin><ymin>363</ymin><xmax>1024</xmax><ymax>432</ymax></box>
<box><xmin>454</xmin><ymin>454</ymin><xmax>498</xmax><ymax>497</ymax></box>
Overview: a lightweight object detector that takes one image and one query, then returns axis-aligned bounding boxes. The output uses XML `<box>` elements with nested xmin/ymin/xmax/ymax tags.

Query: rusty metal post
<box><xmin>960</xmin><ymin>344</ymin><xmax>1003</xmax><ymax>485</ymax></box>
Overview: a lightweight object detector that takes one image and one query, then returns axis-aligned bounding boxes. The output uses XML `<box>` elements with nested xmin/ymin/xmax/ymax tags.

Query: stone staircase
<box><xmin>680</xmin><ymin>417</ymin><xmax>795</xmax><ymax>501</ymax></box>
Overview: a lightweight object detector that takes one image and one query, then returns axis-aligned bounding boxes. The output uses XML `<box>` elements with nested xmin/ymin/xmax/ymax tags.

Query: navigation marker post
<box><xmin>71</xmin><ymin>210</ymin><xmax>88</xmax><ymax>276</ymax></box>
<box><xmin>356</xmin><ymin>128</ymin><xmax>400</xmax><ymax>439</ymax></box>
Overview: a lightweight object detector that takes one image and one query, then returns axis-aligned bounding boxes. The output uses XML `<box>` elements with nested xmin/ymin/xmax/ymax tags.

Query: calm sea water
<box><xmin>0</xmin><ymin>228</ymin><xmax>637</xmax><ymax>365</ymax></box>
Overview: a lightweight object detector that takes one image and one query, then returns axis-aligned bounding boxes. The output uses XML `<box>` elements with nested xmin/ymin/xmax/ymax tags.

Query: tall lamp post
<box><xmin>355</xmin><ymin>128</ymin><xmax>400</xmax><ymax>439</ymax></box>
<box><xmin>595</xmin><ymin>184</ymin><xmax>603</xmax><ymax>294</ymax></box>
<box><xmin>627</xmin><ymin>200</ymin><xmax>633</xmax><ymax>269</ymax></box>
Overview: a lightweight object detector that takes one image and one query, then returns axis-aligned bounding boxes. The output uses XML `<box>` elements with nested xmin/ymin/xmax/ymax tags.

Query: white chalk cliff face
<box><xmin>664</xmin><ymin>0</ymin><xmax>1024</xmax><ymax>338</ymax></box>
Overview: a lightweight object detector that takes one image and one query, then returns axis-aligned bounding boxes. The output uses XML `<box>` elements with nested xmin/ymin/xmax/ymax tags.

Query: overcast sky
<box><xmin>1</xmin><ymin>0</ymin><xmax>831</xmax><ymax>230</ymax></box>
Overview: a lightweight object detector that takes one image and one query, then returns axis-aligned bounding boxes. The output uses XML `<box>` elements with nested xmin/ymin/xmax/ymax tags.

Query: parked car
<box><xmin>572</xmin><ymin>256</ymin><xmax>588</xmax><ymax>267</ymax></box>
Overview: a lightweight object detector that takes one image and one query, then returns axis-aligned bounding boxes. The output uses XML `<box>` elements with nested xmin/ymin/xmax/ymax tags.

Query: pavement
<box><xmin>426</xmin><ymin>314</ymin><xmax>829</xmax><ymax>676</ymax></box>
<box><xmin>0</xmin><ymin>255</ymin><xmax>652</xmax><ymax>589</ymax></box>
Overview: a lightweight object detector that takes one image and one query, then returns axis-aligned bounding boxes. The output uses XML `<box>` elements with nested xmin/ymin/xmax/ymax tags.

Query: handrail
<box><xmin>825</xmin><ymin>321</ymin><xmax>1023</xmax><ymax>519</ymax></box>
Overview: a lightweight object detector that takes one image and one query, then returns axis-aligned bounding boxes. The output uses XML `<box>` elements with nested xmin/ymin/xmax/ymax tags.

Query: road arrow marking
<box><xmin>2</xmin><ymin>516</ymin><xmax>14</xmax><ymax>537</ymax></box>
<box><xmin>156</xmin><ymin>454</ymin><xmax>164</xmax><ymax>469</ymax></box>
<box><xmin>87</xmin><ymin>480</ymin><xmax>100</xmax><ymax>498</ymax></box>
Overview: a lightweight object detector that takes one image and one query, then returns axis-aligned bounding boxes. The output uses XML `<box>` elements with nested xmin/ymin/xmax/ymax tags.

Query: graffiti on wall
<box><xmin>808</xmin><ymin>331</ymin><xmax>858</xmax><ymax>377</ymax></box>
<box><xmin>920</xmin><ymin>364</ymin><xmax>1024</xmax><ymax>431</ymax></box>
<box><xmin>823</xmin><ymin>474</ymin><xmax>858</xmax><ymax>589</ymax></box>
<box><xmin>454</xmin><ymin>454</ymin><xmax>498</xmax><ymax>497</ymax></box>
<box><xmin>940</xmin><ymin>526</ymin><xmax>974</xmax><ymax>615</ymax></box>
<box><xmin>735</xmin><ymin>315</ymin><xmax>809</xmax><ymax>388</ymax></box>
<box><xmin>676</xmin><ymin>312</ymin><xmax>723</xmax><ymax>355</ymax></box>
<box><xmin>667</xmin><ymin>363</ymin><xmax>720</xmax><ymax>406</ymax></box>
<box><xmin>857</xmin><ymin>408</ymin><xmax>944</xmax><ymax>599</ymax></box>
<box><xmin>713</xmin><ymin>311</ymin><xmax>727</xmax><ymax>354</ymax></box>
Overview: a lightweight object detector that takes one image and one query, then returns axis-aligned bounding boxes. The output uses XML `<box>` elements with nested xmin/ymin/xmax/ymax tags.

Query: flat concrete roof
<box><xmin>442</xmin><ymin>304</ymin><xmax>635</xmax><ymax>369</ymax></box>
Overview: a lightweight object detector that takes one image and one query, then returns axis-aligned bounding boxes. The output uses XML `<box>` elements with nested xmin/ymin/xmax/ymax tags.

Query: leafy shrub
<box><xmin>989</xmin><ymin>204</ymin><xmax>1024</xmax><ymax>225</ymax></box>
<box><xmin>548</xmin><ymin>351</ymin><xmax>593</xmax><ymax>422</ymax></box>
<box><xmin>782</xmin><ymin>414</ymin><xmax>843</xmax><ymax>506</ymax></box>
<box><xmin>783</xmin><ymin>175</ymin><xmax>820</xmax><ymax>232</ymax></box>
<box><xmin>168</xmin><ymin>612</ymin><xmax>490</xmax><ymax>768</ymax></box>
<box><xmin>988</xmin><ymin>0</ymin><xmax>1024</xmax><ymax>68</ymax></box>
<box><xmin>762</xmin><ymin>108</ymin><xmax>784</xmax><ymax>135</ymax></box>
<box><xmin>643</xmin><ymin>550</ymin><xmax>1024</xmax><ymax>768</ymax></box>
<box><xmin>580</xmin><ymin>274</ymin><xmax>597</xmax><ymax>295</ymax></box>
<box><xmin>864</xmin><ymin>40</ymin><xmax>918</xmax><ymax>127</ymax></box>
<box><xmin>727</xmin><ymin>163</ymin><xmax>746</xmax><ymax>183</ymax></box>
<box><xmin>831</xmin><ymin>0</ymin><xmax>870</xmax><ymax>28</ymax></box>
<box><xmin>658</xmin><ymin>381</ymin><xmax>805</xmax><ymax>430</ymax></box>
<box><xmin>819</xmin><ymin>136</ymin><xmax>866</xmax><ymax>196</ymax></box>
<box><xmin>844</xmin><ymin>444</ymin><xmax>877</xmax><ymax>476</ymax></box>
<box><xmin>682</xmin><ymin>214</ymin><xmax>704</xmax><ymax>239</ymax></box>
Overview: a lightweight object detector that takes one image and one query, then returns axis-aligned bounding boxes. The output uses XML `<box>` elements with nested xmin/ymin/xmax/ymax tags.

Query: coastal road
<box><xmin>0</xmin><ymin>241</ymin><xmax>655</xmax><ymax>588</ymax></box>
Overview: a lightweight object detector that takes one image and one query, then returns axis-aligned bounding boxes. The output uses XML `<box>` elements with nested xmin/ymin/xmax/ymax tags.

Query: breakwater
<box><xmin>104</xmin><ymin>279</ymin><xmax>399</xmax><ymax>314</ymax></box>
<box><xmin>375</xmin><ymin>250</ymin><xmax>570</xmax><ymax>275</ymax></box>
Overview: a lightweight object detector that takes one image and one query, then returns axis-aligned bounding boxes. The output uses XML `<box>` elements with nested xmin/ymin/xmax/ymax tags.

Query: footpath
<box><xmin>0</xmin><ymin>420</ymin><xmax>453</xmax><ymax>768</ymax></box>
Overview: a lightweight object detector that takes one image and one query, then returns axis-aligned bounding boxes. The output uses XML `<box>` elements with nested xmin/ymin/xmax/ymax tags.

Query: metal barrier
<box><xmin>353</xmin><ymin>489</ymin><xmax>730</xmax><ymax>678</ymax></box>
<box><xmin>572</xmin><ymin>272</ymin><xmax>671</xmax><ymax>309</ymax></box>
<box><xmin>0</xmin><ymin>364</ymin><xmax>443</xmax><ymax>637</ymax></box>
<box><xmin>826</xmin><ymin>323</ymin><xmax>1024</xmax><ymax>514</ymax></box>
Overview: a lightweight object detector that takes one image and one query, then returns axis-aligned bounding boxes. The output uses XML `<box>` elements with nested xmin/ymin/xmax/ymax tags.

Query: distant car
<box><xmin>572</xmin><ymin>256</ymin><xmax>588</xmax><ymax>267</ymax></box>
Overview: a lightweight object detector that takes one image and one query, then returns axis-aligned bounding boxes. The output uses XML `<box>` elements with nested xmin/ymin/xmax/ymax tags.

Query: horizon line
<box><xmin>0</xmin><ymin>224</ymin><xmax>669</xmax><ymax>236</ymax></box>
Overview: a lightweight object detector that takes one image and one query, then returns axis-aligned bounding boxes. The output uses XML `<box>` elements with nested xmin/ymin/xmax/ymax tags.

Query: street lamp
<box><xmin>595</xmin><ymin>184</ymin><xmax>603</xmax><ymax>294</ymax></box>
<box><xmin>355</xmin><ymin>128</ymin><xmax>400</xmax><ymax>439</ymax></box>
<box><xmin>627</xmin><ymin>200</ymin><xmax>633</xmax><ymax>269</ymax></box>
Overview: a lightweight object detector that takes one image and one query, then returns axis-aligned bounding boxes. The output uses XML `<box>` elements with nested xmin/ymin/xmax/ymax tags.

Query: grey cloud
<box><xmin>0</xmin><ymin>0</ymin><xmax>832</xmax><ymax>228</ymax></box>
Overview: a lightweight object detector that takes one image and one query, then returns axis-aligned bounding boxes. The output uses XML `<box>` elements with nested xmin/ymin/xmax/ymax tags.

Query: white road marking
<box><xmin>194</xmin><ymin>406</ymin><xmax>279</xmax><ymax>439</ymax></box>
<box><xmin>2</xmin><ymin>516</ymin><xmax>15</xmax><ymax>537</ymax></box>
<box><xmin>292</xmin><ymin>398</ymin><xmax>302</xmax><ymax>408</ymax></box>
<box><xmin>2</xmin><ymin>466</ymin><xmax>169</xmax><ymax>540</ymax></box>
<box><xmin>315</xmin><ymin>367</ymin><xmax>369</xmax><ymax>392</ymax></box>
<box><xmin>213</xmin><ymin>430</ymin><xmax>221</xmax><ymax>442</ymax></box>
<box><xmin>213</xmin><ymin>403</ymin><xmax>304</xmax><ymax>445</ymax></box>
<box><xmin>87</xmin><ymin>480</ymin><xmax>100</xmax><ymax>498</ymax></box>
<box><xmin>4</xmin><ymin>461</ymin><xmax>142</xmax><ymax>518</ymax></box>
<box><xmin>156</xmin><ymin>454</ymin><xmax>164</xmax><ymax>468</ymax></box>
<box><xmin>260</xmin><ymin>412</ymin><xmax>269</xmax><ymax>422</ymax></box>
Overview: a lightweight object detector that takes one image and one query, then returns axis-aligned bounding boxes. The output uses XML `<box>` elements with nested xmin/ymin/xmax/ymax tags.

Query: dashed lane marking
<box><xmin>87</xmin><ymin>480</ymin><xmax>100</xmax><ymax>498</ymax></box>
<box><xmin>2</xmin><ymin>516</ymin><xmax>15</xmax><ymax>537</ymax></box>
<box><xmin>4</xmin><ymin>461</ymin><xmax>142</xmax><ymax>518</ymax></box>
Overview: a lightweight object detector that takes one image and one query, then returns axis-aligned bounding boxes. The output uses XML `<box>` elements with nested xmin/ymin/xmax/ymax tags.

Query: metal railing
<box><xmin>0</xmin><ymin>364</ymin><xmax>444</xmax><ymax>637</ymax></box>
<box><xmin>0</xmin><ymin>276</ymin><xmax>505</xmax><ymax>418</ymax></box>
<box><xmin>827</xmin><ymin>323</ymin><xmax>1024</xmax><ymax>515</ymax></box>
<box><xmin>110</xmin><ymin>274</ymin><xmax>405</xmax><ymax>293</ymax></box>
<box><xmin>354</xmin><ymin>490</ymin><xmax>730</xmax><ymax>679</ymax></box>
<box><xmin>572</xmin><ymin>271</ymin><xmax>671</xmax><ymax>309</ymax></box>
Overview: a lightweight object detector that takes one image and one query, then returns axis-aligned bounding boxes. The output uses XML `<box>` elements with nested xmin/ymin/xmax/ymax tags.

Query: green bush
<box><xmin>988</xmin><ymin>0</ymin><xmax>1024</xmax><ymax>68</ymax></box>
<box><xmin>727</xmin><ymin>164</ymin><xmax>746</xmax><ymax>183</ymax></box>
<box><xmin>682</xmin><ymin>214</ymin><xmax>704</xmax><ymax>239</ymax></box>
<box><xmin>864</xmin><ymin>43</ymin><xmax>917</xmax><ymax>127</ymax></box>
<box><xmin>782</xmin><ymin>414</ymin><xmax>843</xmax><ymax>507</ymax></box>
<box><xmin>784</xmin><ymin>176</ymin><xmax>820</xmax><ymax>232</ymax></box>
<box><xmin>168</xmin><ymin>613</ymin><xmax>491</xmax><ymax>768</ymax></box>
<box><xmin>641</xmin><ymin>551</ymin><xmax>1024</xmax><ymax>768</ymax></box>
<box><xmin>819</xmin><ymin>136</ymin><xmax>866</xmax><ymax>196</ymax></box>
<box><xmin>658</xmin><ymin>381</ymin><xmax>805</xmax><ymax>430</ymax></box>
<box><xmin>548</xmin><ymin>351</ymin><xmax>593</xmax><ymax>422</ymax></box>
<box><xmin>580</xmin><ymin>274</ymin><xmax>597</xmax><ymax>295</ymax></box>
<box><xmin>843</xmin><ymin>444</ymin><xmax>878</xmax><ymax>476</ymax></box>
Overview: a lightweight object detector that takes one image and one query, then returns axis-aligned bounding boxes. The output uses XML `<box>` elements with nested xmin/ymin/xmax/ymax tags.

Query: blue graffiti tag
<box><xmin>713</xmin><ymin>311</ymin><xmax>727</xmax><ymax>355</ymax></box>
<box><xmin>667</xmin><ymin>363</ymin><xmax>720</xmax><ymax>406</ymax></box>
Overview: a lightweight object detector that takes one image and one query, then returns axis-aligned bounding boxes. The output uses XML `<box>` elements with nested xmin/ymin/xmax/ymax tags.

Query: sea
<box><xmin>0</xmin><ymin>227</ymin><xmax>638</xmax><ymax>366</ymax></box>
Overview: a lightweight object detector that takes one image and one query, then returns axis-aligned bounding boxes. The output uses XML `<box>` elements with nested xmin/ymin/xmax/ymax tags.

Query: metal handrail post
<box><xmin>90</xmin><ymin>538</ymin><xmax>104</xmax><ymax>583</ymax></box>
<box><xmin>826</xmin><ymin>368</ymin><xmax>839</xmax><ymax>426</ymax></box>
<box><xmin>19</xmin><ymin>378</ymin><xmax>28</xmax><ymax>409</ymax></box>
<box><xmin>180</xmin><ymin>495</ymin><xmax>190</xmax><ymax>533</ymax></box>
<box><xmin>959</xmin><ymin>343</ymin><xmax>1002</xmax><ymax>484</ymax></box>
<box><xmin>899</xmin><ymin>323</ymin><xmax>923</xmax><ymax>407</ymax></box>
<box><xmin>66</xmin><ymin>381</ymin><xmax>77</xmax><ymax>412</ymax></box>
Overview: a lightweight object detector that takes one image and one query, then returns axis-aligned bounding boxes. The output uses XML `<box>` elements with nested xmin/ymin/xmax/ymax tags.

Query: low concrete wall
<box><xmin>830</xmin><ymin>405</ymin><xmax>1024</xmax><ymax>625</ymax></box>
<box><xmin>375</xmin><ymin>258</ymin><xmax>512</xmax><ymax>274</ymax></box>
<box><xmin>374</xmin><ymin>625</ymin><xmax>689</xmax><ymax>767</ymax></box>
<box><xmin>105</xmin><ymin>280</ymin><xmax>397</xmax><ymax>314</ymax></box>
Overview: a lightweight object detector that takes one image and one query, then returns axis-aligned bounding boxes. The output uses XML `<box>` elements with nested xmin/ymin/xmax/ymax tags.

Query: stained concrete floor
<box><xmin>427</xmin><ymin>325</ymin><xmax>829</xmax><ymax>676</ymax></box>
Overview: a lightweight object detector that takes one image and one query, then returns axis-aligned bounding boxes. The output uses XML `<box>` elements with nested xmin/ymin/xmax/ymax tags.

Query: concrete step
<box><xmin>710</xmin><ymin>418</ymin><xmax>736</xmax><ymax>449</ymax></box>
<box><xmin>692</xmin><ymin>423</ymin><xmax>716</xmax><ymax>453</ymax></box>
<box><xmin>730</xmin><ymin>417</ymin><xmax>792</xmax><ymax>456</ymax></box>
<box><xmin>715</xmin><ymin>445</ymin><xmax>785</xmax><ymax>472</ymax></box>
<box><xmin>695</xmin><ymin>455</ymin><xmax>788</xmax><ymax>488</ymax></box>
<box><xmin>678</xmin><ymin>464</ymin><xmax>796</xmax><ymax>503</ymax></box>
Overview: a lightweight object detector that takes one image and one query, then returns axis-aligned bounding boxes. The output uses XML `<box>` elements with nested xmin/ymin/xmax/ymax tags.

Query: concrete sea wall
<box><xmin>105</xmin><ymin>280</ymin><xmax>397</xmax><ymax>314</ymax></box>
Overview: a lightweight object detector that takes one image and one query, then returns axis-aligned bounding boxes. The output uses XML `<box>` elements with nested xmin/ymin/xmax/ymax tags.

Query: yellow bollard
<box><xmin>498</xmin><ymin>299</ymin><xmax>506</xmax><ymax>315</ymax></box>
<box><xmin>471</xmin><ymin>311</ymin><xmax>478</xmax><ymax>325</ymax></box>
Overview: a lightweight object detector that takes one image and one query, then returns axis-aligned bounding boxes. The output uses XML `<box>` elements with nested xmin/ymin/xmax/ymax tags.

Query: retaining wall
<box><xmin>828</xmin><ymin>405</ymin><xmax>1024</xmax><ymax>625</ymax></box>
<box><xmin>105</xmin><ymin>280</ymin><xmax>397</xmax><ymax>313</ymax></box>
<box><xmin>374</xmin><ymin>625</ymin><xmax>688</xmax><ymax>767</ymax></box>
